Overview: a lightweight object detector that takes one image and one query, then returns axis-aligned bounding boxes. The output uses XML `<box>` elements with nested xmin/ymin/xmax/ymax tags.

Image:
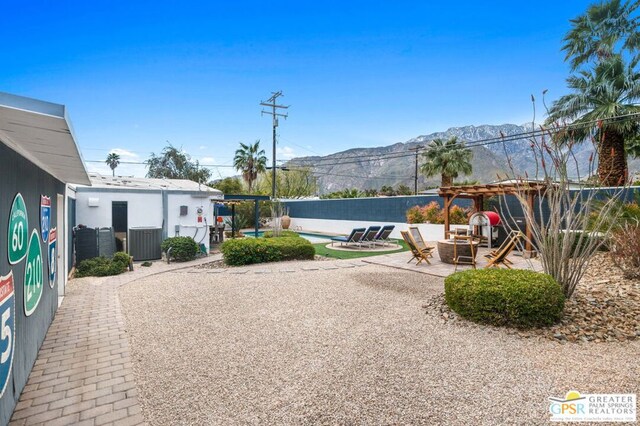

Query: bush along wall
<box><xmin>161</xmin><ymin>236</ymin><xmax>199</xmax><ymax>262</ymax></box>
<box><xmin>75</xmin><ymin>252</ymin><xmax>131</xmax><ymax>278</ymax></box>
<box><xmin>221</xmin><ymin>237</ymin><xmax>315</xmax><ymax>266</ymax></box>
<box><xmin>444</xmin><ymin>269</ymin><xmax>565</xmax><ymax>328</ymax></box>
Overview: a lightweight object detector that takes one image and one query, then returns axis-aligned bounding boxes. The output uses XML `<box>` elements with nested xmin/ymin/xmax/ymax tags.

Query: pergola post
<box><xmin>524</xmin><ymin>192</ymin><xmax>535</xmax><ymax>258</ymax></box>
<box><xmin>443</xmin><ymin>195</ymin><xmax>451</xmax><ymax>239</ymax></box>
<box><xmin>254</xmin><ymin>200</ymin><xmax>260</xmax><ymax>237</ymax></box>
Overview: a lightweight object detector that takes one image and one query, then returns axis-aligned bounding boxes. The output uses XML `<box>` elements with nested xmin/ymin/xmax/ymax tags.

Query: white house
<box><xmin>73</xmin><ymin>174</ymin><xmax>223</xmax><ymax>254</ymax></box>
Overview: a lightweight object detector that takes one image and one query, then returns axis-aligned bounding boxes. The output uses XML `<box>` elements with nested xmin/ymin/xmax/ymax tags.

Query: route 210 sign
<box><xmin>40</xmin><ymin>195</ymin><xmax>51</xmax><ymax>243</ymax></box>
<box><xmin>0</xmin><ymin>272</ymin><xmax>15</xmax><ymax>398</ymax></box>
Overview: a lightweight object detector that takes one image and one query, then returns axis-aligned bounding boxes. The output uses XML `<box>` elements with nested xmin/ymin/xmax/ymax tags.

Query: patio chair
<box><xmin>401</xmin><ymin>231</ymin><xmax>434</xmax><ymax>265</ymax></box>
<box><xmin>484</xmin><ymin>231</ymin><xmax>523</xmax><ymax>269</ymax></box>
<box><xmin>360</xmin><ymin>226</ymin><xmax>381</xmax><ymax>248</ymax></box>
<box><xmin>484</xmin><ymin>230</ymin><xmax>522</xmax><ymax>266</ymax></box>
<box><xmin>373</xmin><ymin>225</ymin><xmax>395</xmax><ymax>246</ymax></box>
<box><xmin>453</xmin><ymin>235</ymin><xmax>478</xmax><ymax>271</ymax></box>
<box><xmin>331</xmin><ymin>228</ymin><xmax>366</xmax><ymax>247</ymax></box>
<box><xmin>408</xmin><ymin>226</ymin><xmax>434</xmax><ymax>257</ymax></box>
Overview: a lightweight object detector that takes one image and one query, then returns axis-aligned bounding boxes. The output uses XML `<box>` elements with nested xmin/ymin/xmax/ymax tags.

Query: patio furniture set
<box><xmin>400</xmin><ymin>226</ymin><xmax>524</xmax><ymax>270</ymax></box>
<box><xmin>330</xmin><ymin>225</ymin><xmax>395</xmax><ymax>248</ymax></box>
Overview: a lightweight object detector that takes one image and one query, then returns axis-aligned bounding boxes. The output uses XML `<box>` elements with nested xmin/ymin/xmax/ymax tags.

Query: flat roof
<box><xmin>75</xmin><ymin>173</ymin><xmax>223</xmax><ymax>196</ymax></box>
<box><xmin>0</xmin><ymin>92</ymin><xmax>91</xmax><ymax>185</ymax></box>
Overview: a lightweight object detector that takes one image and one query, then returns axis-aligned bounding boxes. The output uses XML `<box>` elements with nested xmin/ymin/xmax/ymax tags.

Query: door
<box><xmin>57</xmin><ymin>194</ymin><xmax>65</xmax><ymax>298</ymax></box>
<box><xmin>112</xmin><ymin>201</ymin><xmax>128</xmax><ymax>252</ymax></box>
<box><xmin>112</xmin><ymin>202</ymin><xmax>128</xmax><ymax>232</ymax></box>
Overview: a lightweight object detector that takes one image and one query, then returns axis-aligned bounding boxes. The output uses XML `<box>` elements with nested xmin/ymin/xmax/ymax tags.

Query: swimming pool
<box><xmin>247</xmin><ymin>230</ymin><xmax>334</xmax><ymax>244</ymax></box>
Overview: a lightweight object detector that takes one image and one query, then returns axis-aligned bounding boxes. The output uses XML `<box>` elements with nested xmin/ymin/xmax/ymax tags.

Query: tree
<box><xmin>547</xmin><ymin>55</ymin><xmax>640</xmax><ymax>185</ymax></box>
<box><xmin>105</xmin><ymin>153</ymin><xmax>120</xmax><ymax>177</ymax></box>
<box><xmin>379</xmin><ymin>185</ymin><xmax>396</xmax><ymax>196</ymax></box>
<box><xmin>211</xmin><ymin>177</ymin><xmax>244</xmax><ymax>194</ymax></box>
<box><xmin>146</xmin><ymin>144</ymin><xmax>211</xmax><ymax>183</ymax></box>
<box><xmin>233</xmin><ymin>140</ymin><xmax>267</xmax><ymax>193</ymax></box>
<box><xmin>420</xmin><ymin>137</ymin><xmax>473</xmax><ymax>187</ymax></box>
<box><xmin>395</xmin><ymin>184</ymin><xmax>413</xmax><ymax>195</ymax></box>
<box><xmin>255</xmin><ymin>167</ymin><xmax>317</xmax><ymax>198</ymax></box>
<box><xmin>562</xmin><ymin>0</ymin><xmax>640</xmax><ymax>71</ymax></box>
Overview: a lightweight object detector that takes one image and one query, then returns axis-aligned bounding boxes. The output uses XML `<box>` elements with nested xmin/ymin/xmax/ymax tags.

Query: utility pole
<box><xmin>410</xmin><ymin>146</ymin><xmax>421</xmax><ymax>195</ymax></box>
<box><xmin>260</xmin><ymin>91</ymin><xmax>289</xmax><ymax>199</ymax></box>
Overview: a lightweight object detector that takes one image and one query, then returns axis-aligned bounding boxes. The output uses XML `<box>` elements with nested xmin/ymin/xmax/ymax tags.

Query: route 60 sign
<box><xmin>0</xmin><ymin>272</ymin><xmax>15</xmax><ymax>398</ymax></box>
<box><xmin>8</xmin><ymin>193</ymin><xmax>28</xmax><ymax>265</ymax></box>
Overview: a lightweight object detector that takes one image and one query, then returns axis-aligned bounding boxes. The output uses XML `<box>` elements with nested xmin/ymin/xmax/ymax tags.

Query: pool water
<box><xmin>248</xmin><ymin>230</ymin><xmax>333</xmax><ymax>244</ymax></box>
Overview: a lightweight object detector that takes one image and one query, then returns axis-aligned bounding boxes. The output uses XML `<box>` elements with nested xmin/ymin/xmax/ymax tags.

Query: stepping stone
<box><xmin>229</xmin><ymin>270</ymin><xmax>248</xmax><ymax>274</ymax></box>
<box><xmin>322</xmin><ymin>266</ymin><xmax>339</xmax><ymax>270</ymax></box>
<box><xmin>253</xmin><ymin>270</ymin><xmax>271</xmax><ymax>274</ymax></box>
<box><xmin>339</xmin><ymin>264</ymin><xmax>355</xmax><ymax>268</ymax></box>
<box><xmin>207</xmin><ymin>270</ymin><xmax>225</xmax><ymax>274</ymax></box>
<box><xmin>280</xmin><ymin>269</ymin><xmax>297</xmax><ymax>273</ymax></box>
<box><xmin>302</xmin><ymin>266</ymin><xmax>320</xmax><ymax>271</ymax></box>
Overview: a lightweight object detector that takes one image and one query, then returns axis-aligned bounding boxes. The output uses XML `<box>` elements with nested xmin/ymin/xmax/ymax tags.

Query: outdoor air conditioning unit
<box><xmin>88</xmin><ymin>197</ymin><xmax>99</xmax><ymax>207</ymax></box>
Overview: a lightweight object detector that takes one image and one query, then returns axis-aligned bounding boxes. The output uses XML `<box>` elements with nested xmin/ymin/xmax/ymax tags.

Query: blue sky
<box><xmin>1</xmin><ymin>1</ymin><xmax>587</xmax><ymax>178</ymax></box>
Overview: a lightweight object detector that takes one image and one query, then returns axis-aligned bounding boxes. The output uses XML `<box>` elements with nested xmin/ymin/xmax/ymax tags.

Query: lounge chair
<box><xmin>484</xmin><ymin>231</ymin><xmax>523</xmax><ymax>269</ymax></box>
<box><xmin>401</xmin><ymin>231</ymin><xmax>434</xmax><ymax>265</ymax></box>
<box><xmin>359</xmin><ymin>226</ymin><xmax>381</xmax><ymax>247</ymax></box>
<box><xmin>373</xmin><ymin>225</ymin><xmax>395</xmax><ymax>246</ymax></box>
<box><xmin>331</xmin><ymin>228</ymin><xmax>366</xmax><ymax>247</ymax></box>
<box><xmin>408</xmin><ymin>226</ymin><xmax>434</xmax><ymax>257</ymax></box>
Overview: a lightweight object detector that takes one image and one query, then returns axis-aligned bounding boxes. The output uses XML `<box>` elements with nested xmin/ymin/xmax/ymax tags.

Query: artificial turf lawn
<box><xmin>313</xmin><ymin>239</ymin><xmax>409</xmax><ymax>259</ymax></box>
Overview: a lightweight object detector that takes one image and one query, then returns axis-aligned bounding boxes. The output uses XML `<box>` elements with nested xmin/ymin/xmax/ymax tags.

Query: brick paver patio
<box><xmin>9</xmin><ymin>256</ymin><xmax>217</xmax><ymax>426</ymax></box>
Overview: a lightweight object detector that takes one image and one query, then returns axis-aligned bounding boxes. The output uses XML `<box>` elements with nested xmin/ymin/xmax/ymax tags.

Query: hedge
<box><xmin>221</xmin><ymin>236</ymin><xmax>315</xmax><ymax>266</ymax></box>
<box><xmin>161</xmin><ymin>236</ymin><xmax>199</xmax><ymax>262</ymax></box>
<box><xmin>262</xmin><ymin>230</ymin><xmax>300</xmax><ymax>238</ymax></box>
<box><xmin>444</xmin><ymin>269</ymin><xmax>565</xmax><ymax>328</ymax></box>
<box><xmin>75</xmin><ymin>253</ymin><xmax>129</xmax><ymax>278</ymax></box>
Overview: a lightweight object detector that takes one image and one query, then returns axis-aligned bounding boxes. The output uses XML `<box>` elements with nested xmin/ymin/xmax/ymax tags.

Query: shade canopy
<box><xmin>0</xmin><ymin>92</ymin><xmax>91</xmax><ymax>185</ymax></box>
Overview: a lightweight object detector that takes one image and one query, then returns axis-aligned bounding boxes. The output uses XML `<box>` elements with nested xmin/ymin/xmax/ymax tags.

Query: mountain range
<box><xmin>288</xmin><ymin>124</ymin><xmax>640</xmax><ymax>193</ymax></box>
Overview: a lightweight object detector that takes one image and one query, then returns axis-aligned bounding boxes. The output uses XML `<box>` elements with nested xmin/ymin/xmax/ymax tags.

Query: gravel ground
<box><xmin>119</xmin><ymin>261</ymin><xmax>639</xmax><ymax>425</ymax></box>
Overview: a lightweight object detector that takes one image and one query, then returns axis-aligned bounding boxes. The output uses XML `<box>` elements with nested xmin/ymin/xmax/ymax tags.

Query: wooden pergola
<box><xmin>438</xmin><ymin>182</ymin><xmax>548</xmax><ymax>255</ymax></box>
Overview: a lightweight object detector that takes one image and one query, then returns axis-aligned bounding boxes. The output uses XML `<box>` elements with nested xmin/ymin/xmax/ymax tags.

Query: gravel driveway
<box><xmin>119</xmin><ymin>261</ymin><xmax>639</xmax><ymax>425</ymax></box>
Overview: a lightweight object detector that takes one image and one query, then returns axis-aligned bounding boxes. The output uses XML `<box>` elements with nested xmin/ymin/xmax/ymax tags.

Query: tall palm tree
<box><xmin>562</xmin><ymin>0</ymin><xmax>640</xmax><ymax>71</ymax></box>
<box><xmin>233</xmin><ymin>140</ymin><xmax>267</xmax><ymax>193</ymax></box>
<box><xmin>420</xmin><ymin>137</ymin><xmax>473</xmax><ymax>187</ymax></box>
<box><xmin>547</xmin><ymin>55</ymin><xmax>640</xmax><ymax>185</ymax></box>
<box><xmin>105</xmin><ymin>153</ymin><xmax>120</xmax><ymax>177</ymax></box>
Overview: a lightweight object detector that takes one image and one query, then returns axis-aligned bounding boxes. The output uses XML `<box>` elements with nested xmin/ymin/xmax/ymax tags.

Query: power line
<box><xmin>260</xmin><ymin>91</ymin><xmax>289</xmax><ymax>198</ymax></box>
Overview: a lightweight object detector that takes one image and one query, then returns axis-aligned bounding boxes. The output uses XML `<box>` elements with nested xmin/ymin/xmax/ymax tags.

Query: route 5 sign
<box><xmin>0</xmin><ymin>272</ymin><xmax>15</xmax><ymax>398</ymax></box>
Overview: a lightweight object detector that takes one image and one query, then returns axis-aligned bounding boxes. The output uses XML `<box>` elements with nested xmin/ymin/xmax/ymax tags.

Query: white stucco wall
<box><xmin>75</xmin><ymin>190</ymin><xmax>219</xmax><ymax>253</ymax></box>
<box><xmin>75</xmin><ymin>191</ymin><xmax>163</xmax><ymax>229</ymax></box>
<box><xmin>288</xmin><ymin>217</ymin><xmax>469</xmax><ymax>242</ymax></box>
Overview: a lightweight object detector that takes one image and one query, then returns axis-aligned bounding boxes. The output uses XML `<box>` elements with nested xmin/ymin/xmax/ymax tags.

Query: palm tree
<box><xmin>562</xmin><ymin>0</ymin><xmax>640</xmax><ymax>71</ymax></box>
<box><xmin>420</xmin><ymin>137</ymin><xmax>473</xmax><ymax>187</ymax></box>
<box><xmin>547</xmin><ymin>55</ymin><xmax>640</xmax><ymax>185</ymax></box>
<box><xmin>105</xmin><ymin>153</ymin><xmax>120</xmax><ymax>177</ymax></box>
<box><xmin>233</xmin><ymin>140</ymin><xmax>267</xmax><ymax>193</ymax></box>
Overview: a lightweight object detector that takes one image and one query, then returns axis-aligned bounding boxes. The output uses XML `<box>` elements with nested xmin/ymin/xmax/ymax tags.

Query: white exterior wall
<box><xmin>288</xmin><ymin>217</ymin><xmax>469</xmax><ymax>242</ymax></box>
<box><xmin>166</xmin><ymin>193</ymin><xmax>213</xmax><ymax>251</ymax></box>
<box><xmin>75</xmin><ymin>190</ymin><xmax>219</xmax><ymax>254</ymax></box>
<box><xmin>75</xmin><ymin>191</ymin><xmax>163</xmax><ymax>229</ymax></box>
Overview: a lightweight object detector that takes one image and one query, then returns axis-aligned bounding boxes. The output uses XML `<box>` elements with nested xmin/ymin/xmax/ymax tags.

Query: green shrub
<box><xmin>444</xmin><ymin>269</ymin><xmax>565</xmax><ymax>328</ymax></box>
<box><xmin>75</xmin><ymin>256</ymin><xmax>127</xmax><ymax>278</ymax></box>
<box><xmin>141</xmin><ymin>261</ymin><xmax>153</xmax><ymax>267</ymax></box>
<box><xmin>112</xmin><ymin>252</ymin><xmax>131</xmax><ymax>267</ymax></box>
<box><xmin>221</xmin><ymin>237</ymin><xmax>315</xmax><ymax>266</ymax></box>
<box><xmin>161</xmin><ymin>236</ymin><xmax>199</xmax><ymax>262</ymax></box>
<box><xmin>262</xmin><ymin>230</ymin><xmax>300</xmax><ymax>238</ymax></box>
